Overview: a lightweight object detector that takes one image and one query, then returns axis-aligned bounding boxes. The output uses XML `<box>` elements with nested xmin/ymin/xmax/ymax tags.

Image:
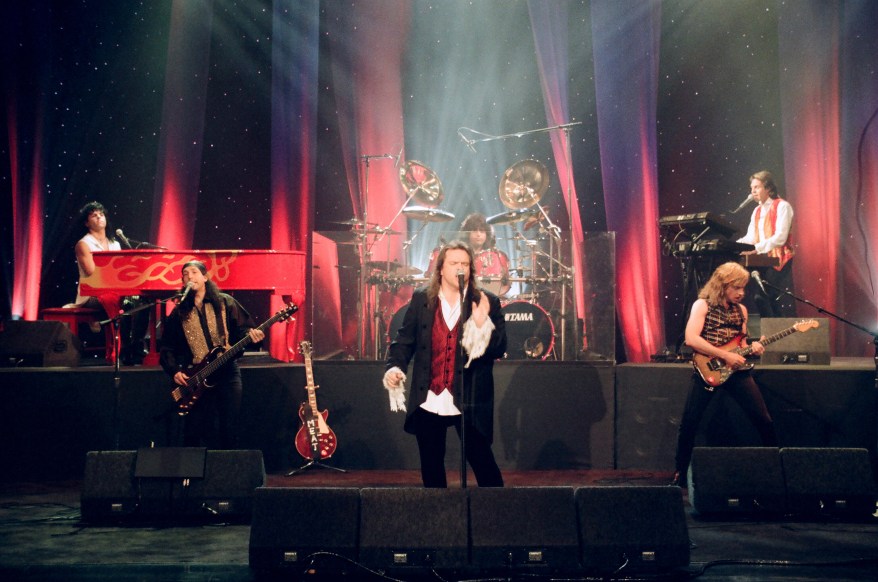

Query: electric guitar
<box><xmin>692</xmin><ymin>319</ymin><xmax>819</xmax><ymax>389</ymax></box>
<box><xmin>170</xmin><ymin>302</ymin><xmax>298</xmax><ymax>415</ymax></box>
<box><xmin>294</xmin><ymin>341</ymin><xmax>338</xmax><ymax>461</ymax></box>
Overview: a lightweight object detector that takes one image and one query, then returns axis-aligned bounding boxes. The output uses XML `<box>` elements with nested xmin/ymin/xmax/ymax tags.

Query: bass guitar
<box><xmin>170</xmin><ymin>302</ymin><xmax>298</xmax><ymax>415</ymax></box>
<box><xmin>693</xmin><ymin>319</ymin><xmax>819</xmax><ymax>389</ymax></box>
<box><xmin>294</xmin><ymin>341</ymin><xmax>338</xmax><ymax>461</ymax></box>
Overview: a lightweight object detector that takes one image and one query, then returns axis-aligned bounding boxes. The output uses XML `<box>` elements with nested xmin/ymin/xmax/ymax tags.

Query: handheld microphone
<box><xmin>179</xmin><ymin>281</ymin><xmax>194</xmax><ymax>303</ymax></box>
<box><xmin>731</xmin><ymin>195</ymin><xmax>755</xmax><ymax>214</ymax></box>
<box><xmin>115</xmin><ymin>229</ymin><xmax>133</xmax><ymax>249</ymax></box>
<box><xmin>457</xmin><ymin>269</ymin><xmax>465</xmax><ymax>298</ymax></box>
<box><xmin>751</xmin><ymin>270</ymin><xmax>767</xmax><ymax>294</ymax></box>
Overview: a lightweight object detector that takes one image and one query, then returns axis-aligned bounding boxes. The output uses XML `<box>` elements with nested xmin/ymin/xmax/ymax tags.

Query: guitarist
<box><xmin>672</xmin><ymin>262</ymin><xmax>777</xmax><ymax>488</ymax></box>
<box><xmin>159</xmin><ymin>260</ymin><xmax>264</xmax><ymax>448</ymax></box>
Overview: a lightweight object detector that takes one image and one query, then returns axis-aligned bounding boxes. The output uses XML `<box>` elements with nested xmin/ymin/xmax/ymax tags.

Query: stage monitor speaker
<box><xmin>359</xmin><ymin>488</ymin><xmax>468</xmax><ymax>572</ymax></box>
<box><xmin>0</xmin><ymin>320</ymin><xmax>81</xmax><ymax>367</ymax></box>
<box><xmin>249</xmin><ymin>487</ymin><xmax>360</xmax><ymax>575</ymax></box>
<box><xmin>688</xmin><ymin>447</ymin><xmax>786</xmax><ymax>515</ymax></box>
<box><xmin>760</xmin><ymin>317</ymin><xmax>829</xmax><ymax>365</ymax></box>
<box><xmin>781</xmin><ymin>447</ymin><xmax>878</xmax><ymax>517</ymax></box>
<box><xmin>469</xmin><ymin>487</ymin><xmax>580</xmax><ymax>574</ymax></box>
<box><xmin>575</xmin><ymin>486</ymin><xmax>689</xmax><ymax>575</ymax></box>
<box><xmin>81</xmin><ymin>449</ymin><xmax>264</xmax><ymax>523</ymax></box>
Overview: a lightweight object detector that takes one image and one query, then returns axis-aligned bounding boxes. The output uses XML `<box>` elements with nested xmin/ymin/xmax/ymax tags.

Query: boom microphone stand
<box><xmin>759</xmin><ymin>278</ymin><xmax>878</xmax><ymax>390</ymax></box>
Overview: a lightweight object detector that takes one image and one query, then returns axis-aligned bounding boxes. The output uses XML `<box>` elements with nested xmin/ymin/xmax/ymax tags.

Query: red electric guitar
<box><xmin>692</xmin><ymin>319</ymin><xmax>819</xmax><ymax>389</ymax></box>
<box><xmin>294</xmin><ymin>341</ymin><xmax>338</xmax><ymax>461</ymax></box>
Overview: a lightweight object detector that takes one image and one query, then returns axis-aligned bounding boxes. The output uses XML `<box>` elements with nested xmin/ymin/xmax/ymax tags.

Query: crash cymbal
<box><xmin>365</xmin><ymin>260</ymin><xmax>422</xmax><ymax>276</ymax></box>
<box><xmin>330</xmin><ymin>218</ymin><xmax>371</xmax><ymax>227</ymax></box>
<box><xmin>499</xmin><ymin>159</ymin><xmax>549</xmax><ymax>209</ymax></box>
<box><xmin>486</xmin><ymin>207</ymin><xmax>540</xmax><ymax>225</ymax></box>
<box><xmin>359</xmin><ymin>226</ymin><xmax>401</xmax><ymax>235</ymax></box>
<box><xmin>399</xmin><ymin>160</ymin><xmax>444</xmax><ymax>207</ymax></box>
<box><xmin>403</xmin><ymin>205</ymin><xmax>455</xmax><ymax>222</ymax></box>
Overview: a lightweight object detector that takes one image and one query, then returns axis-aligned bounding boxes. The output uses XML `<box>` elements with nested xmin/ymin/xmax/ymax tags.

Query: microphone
<box><xmin>751</xmin><ymin>271</ymin><xmax>768</xmax><ymax>294</ymax></box>
<box><xmin>179</xmin><ymin>281</ymin><xmax>194</xmax><ymax>303</ymax></box>
<box><xmin>115</xmin><ymin>229</ymin><xmax>133</xmax><ymax>249</ymax></box>
<box><xmin>457</xmin><ymin>269</ymin><xmax>465</xmax><ymax>298</ymax></box>
<box><xmin>731</xmin><ymin>195</ymin><xmax>755</xmax><ymax>214</ymax></box>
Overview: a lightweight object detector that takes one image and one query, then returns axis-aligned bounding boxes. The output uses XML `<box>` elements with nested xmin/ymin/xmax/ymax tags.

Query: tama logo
<box><xmin>505</xmin><ymin>312</ymin><xmax>534</xmax><ymax>322</ymax></box>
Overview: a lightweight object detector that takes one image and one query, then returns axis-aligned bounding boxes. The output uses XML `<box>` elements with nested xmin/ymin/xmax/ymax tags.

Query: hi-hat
<box><xmin>399</xmin><ymin>160</ymin><xmax>444</xmax><ymax>207</ymax></box>
<box><xmin>403</xmin><ymin>206</ymin><xmax>455</xmax><ymax>222</ymax></box>
<box><xmin>486</xmin><ymin>207</ymin><xmax>540</xmax><ymax>225</ymax></box>
<box><xmin>499</xmin><ymin>159</ymin><xmax>549</xmax><ymax>209</ymax></box>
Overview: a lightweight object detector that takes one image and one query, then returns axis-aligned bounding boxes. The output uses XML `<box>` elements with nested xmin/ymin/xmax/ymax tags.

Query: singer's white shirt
<box><xmin>736</xmin><ymin>198</ymin><xmax>793</xmax><ymax>254</ymax></box>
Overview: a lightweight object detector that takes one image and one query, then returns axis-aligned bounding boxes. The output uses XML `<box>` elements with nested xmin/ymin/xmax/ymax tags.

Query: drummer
<box><xmin>429</xmin><ymin>213</ymin><xmax>511</xmax><ymax>296</ymax></box>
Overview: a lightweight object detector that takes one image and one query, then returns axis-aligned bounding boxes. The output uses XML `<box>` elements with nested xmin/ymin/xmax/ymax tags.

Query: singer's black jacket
<box><xmin>385</xmin><ymin>287</ymin><xmax>507</xmax><ymax>441</ymax></box>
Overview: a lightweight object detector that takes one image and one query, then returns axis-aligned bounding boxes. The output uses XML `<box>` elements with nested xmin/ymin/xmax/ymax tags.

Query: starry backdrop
<box><xmin>2</xmin><ymin>0</ymin><xmax>877</xmax><ymax>360</ymax></box>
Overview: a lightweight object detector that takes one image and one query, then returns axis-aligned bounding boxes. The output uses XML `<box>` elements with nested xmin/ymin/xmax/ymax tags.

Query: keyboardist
<box><xmin>735</xmin><ymin>171</ymin><xmax>796</xmax><ymax>317</ymax></box>
<box><xmin>68</xmin><ymin>201</ymin><xmax>148</xmax><ymax>364</ymax></box>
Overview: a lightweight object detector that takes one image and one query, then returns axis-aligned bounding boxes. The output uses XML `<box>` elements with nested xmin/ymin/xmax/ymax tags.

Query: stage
<box><xmin>1</xmin><ymin>358</ymin><xmax>875</xmax><ymax>480</ymax></box>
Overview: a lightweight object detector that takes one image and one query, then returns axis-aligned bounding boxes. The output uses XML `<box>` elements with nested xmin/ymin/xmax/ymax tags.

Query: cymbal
<box><xmin>499</xmin><ymin>159</ymin><xmax>549</xmax><ymax>209</ymax></box>
<box><xmin>365</xmin><ymin>260</ymin><xmax>423</xmax><ymax>276</ymax></box>
<box><xmin>403</xmin><ymin>205</ymin><xmax>455</xmax><ymax>222</ymax></box>
<box><xmin>361</xmin><ymin>226</ymin><xmax>401</xmax><ymax>235</ymax></box>
<box><xmin>330</xmin><ymin>218</ymin><xmax>372</xmax><ymax>226</ymax></box>
<box><xmin>486</xmin><ymin>207</ymin><xmax>540</xmax><ymax>225</ymax></box>
<box><xmin>399</xmin><ymin>160</ymin><xmax>444</xmax><ymax>207</ymax></box>
<box><xmin>319</xmin><ymin>231</ymin><xmax>360</xmax><ymax>244</ymax></box>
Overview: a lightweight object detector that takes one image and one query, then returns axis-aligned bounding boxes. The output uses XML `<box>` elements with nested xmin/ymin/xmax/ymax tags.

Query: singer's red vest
<box><xmin>429</xmin><ymin>306</ymin><xmax>459</xmax><ymax>395</ymax></box>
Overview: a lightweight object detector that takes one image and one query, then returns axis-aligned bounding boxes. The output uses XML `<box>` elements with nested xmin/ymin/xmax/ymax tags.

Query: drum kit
<box><xmin>335</xmin><ymin>158</ymin><xmax>575</xmax><ymax>361</ymax></box>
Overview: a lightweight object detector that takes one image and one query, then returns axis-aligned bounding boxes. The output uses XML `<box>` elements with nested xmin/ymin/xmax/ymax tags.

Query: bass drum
<box><xmin>501</xmin><ymin>301</ymin><xmax>555</xmax><ymax>360</ymax></box>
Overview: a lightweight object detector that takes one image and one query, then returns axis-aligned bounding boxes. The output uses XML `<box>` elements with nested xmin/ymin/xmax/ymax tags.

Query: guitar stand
<box><xmin>287</xmin><ymin>458</ymin><xmax>347</xmax><ymax>476</ymax></box>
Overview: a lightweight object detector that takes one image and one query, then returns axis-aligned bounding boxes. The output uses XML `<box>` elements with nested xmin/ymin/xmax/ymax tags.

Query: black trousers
<box><xmin>182</xmin><ymin>364</ymin><xmax>243</xmax><ymax>449</ymax></box>
<box><xmin>753</xmin><ymin>260</ymin><xmax>795</xmax><ymax>317</ymax></box>
<box><xmin>411</xmin><ymin>407</ymin><xmax>504</xmax><ymax>488</ymax></box>
<box><xmin>674</xmin><ymin>371</ymin><xmax>777</xmax><ymax>475</ymax></box>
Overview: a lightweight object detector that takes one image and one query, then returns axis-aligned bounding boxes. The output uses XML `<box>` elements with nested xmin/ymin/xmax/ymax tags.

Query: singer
<box><xmin>383</xmin><ymin>240</ymin><xmax>507</xmax><ymax>487</ymax></box>
<box><xmin>159</xmin><ymin>260</ymin><xmax>264</xmax><ymax>448</ymax></box>
<box><xmin>68</xmin><ymin>201</ymin><xmax>148</xmax><ymax>364</ymax></box>
<box><xmin>671</xmin><ymin>262</ymin><xmax>777</xmax><ymax>488</ymax></box>
<box><xmin>736</xmin><ymin>170</ymin><xmax>796</xmax><ymax>317</ymax></box>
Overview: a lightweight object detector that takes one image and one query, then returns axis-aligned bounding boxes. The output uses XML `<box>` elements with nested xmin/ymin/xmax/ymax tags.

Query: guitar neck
<box><xmin>304</xmin><ymin>352</ymin><xmax>319</xmax><ymax>414</ymax></box>
<box><xmin>193</xmin><ymin>308</ymin><xmax>291</xmax><ymax>383</ymax></box>
<box><xmin>737</xmin><ymin>324</ymin><xmax>801</xmax><ymax>358</ymax></box>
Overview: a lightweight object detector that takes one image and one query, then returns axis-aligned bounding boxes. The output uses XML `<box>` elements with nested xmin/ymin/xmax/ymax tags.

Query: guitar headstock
<box><xmin>794</xmin><ymin>319</ymin><xmax>819</xmax><ymax>332</ymax></box>
<box><xmin>299</xmin><ymin>340</ymin><xmax>313</xmax><ymax>359</ymax></box>
<box><xmin>278</xmin><ymin>302</ymin><xmax>299</xmax><ymax>322</ymax></box>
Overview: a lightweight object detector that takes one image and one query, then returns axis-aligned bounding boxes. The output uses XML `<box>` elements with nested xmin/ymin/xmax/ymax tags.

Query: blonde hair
<box><xmin>698</xmin><ymin>262</ymin><xmax>750</xmax><ymax>306</ymax></box>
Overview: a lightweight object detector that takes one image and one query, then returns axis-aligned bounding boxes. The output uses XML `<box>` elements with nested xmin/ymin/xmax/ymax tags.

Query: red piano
<box><xmin>79</xmin><ymin>249</ymin><xmax>306</xmax><ymax>363</ymax></box>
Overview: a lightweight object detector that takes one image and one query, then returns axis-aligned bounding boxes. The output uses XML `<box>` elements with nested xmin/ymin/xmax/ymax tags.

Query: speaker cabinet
<box><xmin>359</xmin><ymin>488</ymin><xmax>468</xmax><ymax>572</ymax></box>
<box><xmin>760</xmin><ymin>317</ymin><xmax>829</xmax><ymax>365</ymax></box>
<box><xmin>688</xmin><ymin>447</ymin><xmax>786</xmax><ymax>515</ymax></box>
<box><xmin>469</xmin><ymin>487</ymin><xmax>579</xmax><ymax>573</ymax></box>
<box><xmin>0</xmin><ymin>320</ymin><xmax>81</xmax><ymax>367</ymax></box>
<box><xmin>575</xmin><ymin>486</ymin><xmax>689</xmax><ymax>575</ymax></box>
<box><xmin>249</xmin><ymin>487</ymin><xmax>360</xmax><ymax>574</ymax></box>
<box><xmin>781</xmin><ymin>447</ymin><xmax>878</xmax><ymax>517</ymax></box>
<box><xmin>80</xmin><ymin>449</ymin><xmax>264</xmax><ymax>523</ymax></box>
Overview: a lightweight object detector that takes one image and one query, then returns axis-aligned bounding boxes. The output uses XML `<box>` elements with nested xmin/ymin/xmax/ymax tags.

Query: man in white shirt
<box><xmin>737</xmin><ymin>170</ymin><xmax>795</xmax><ymax>317</ymax></box>
<box><xmin>383</xmin><ymin>241</ymin><xmax>507</xmax><ymax>487</ymax></box>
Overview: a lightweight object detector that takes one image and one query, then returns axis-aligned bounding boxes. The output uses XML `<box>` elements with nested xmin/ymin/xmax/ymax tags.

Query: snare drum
<box><xmin>501</xmin><ymin>301</ymin><xmax>555</xmax><ymax>360</ymax></box>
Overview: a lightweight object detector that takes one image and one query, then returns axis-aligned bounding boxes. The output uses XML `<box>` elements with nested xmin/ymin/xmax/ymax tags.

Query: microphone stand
<box><xmin>458</xmin><ymin>281</ymin><xmax>469</xmax><ymax>489</ymax></box>
<box><xmin>96</xmin><ymin>298</ymin><xmax>165</xmax><ymax>450</ymax></box>
<box><xmin>759</xmin><ymin>278</ymin><xmax>878</xmax><ymax>390</ymax></box>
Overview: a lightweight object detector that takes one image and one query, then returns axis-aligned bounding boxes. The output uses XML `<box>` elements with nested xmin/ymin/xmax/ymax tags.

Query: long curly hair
<box><xmin>698</xmin><ymin>262</ymin><xmax>750</xmax><ymax>307</ymax></box>
<box><xmin>460</xmin><ymin>212</ymin><xmax>496</xmax><ymax>249</ymax></box>
<box><xmin>426</xmin><ymin>240</ymin><xmax>482</xmax><ymax>308</ymax></box>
